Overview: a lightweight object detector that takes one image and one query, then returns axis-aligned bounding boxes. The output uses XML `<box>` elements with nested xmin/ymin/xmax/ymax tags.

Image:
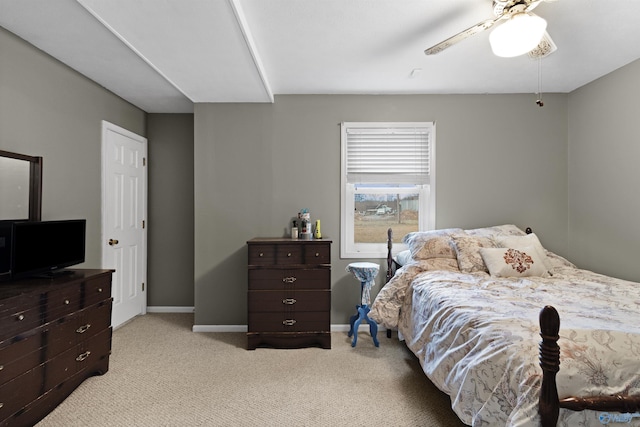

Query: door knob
<box><xmin>108</xmin><ymin>239</ymin><xmax>119</xmax><ymax>246</ymax></box>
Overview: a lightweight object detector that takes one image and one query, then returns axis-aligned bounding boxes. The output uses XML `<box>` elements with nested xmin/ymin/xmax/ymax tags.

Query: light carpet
<box><xmin>37</xmin><ymin>313</ymin><xmax>466</xmax><ymax>427</ymax></box>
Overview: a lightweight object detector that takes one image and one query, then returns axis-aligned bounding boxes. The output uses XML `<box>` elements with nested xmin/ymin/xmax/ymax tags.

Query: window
<box><xmin>340</xmin><ymin>122</ymin><xmax>435</xmax><ymax>258</ymax></box>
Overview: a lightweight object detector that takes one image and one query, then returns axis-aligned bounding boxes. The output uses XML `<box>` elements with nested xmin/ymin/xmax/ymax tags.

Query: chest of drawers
<box><xmin>247</xmin><ymin>238</ymin><xmax>331</xmax><ymax>350</ymax></box>
<box><xmin>0</xmin><ymin>269</ymin><xmax>113</xmax><ymax>427</ymax></box>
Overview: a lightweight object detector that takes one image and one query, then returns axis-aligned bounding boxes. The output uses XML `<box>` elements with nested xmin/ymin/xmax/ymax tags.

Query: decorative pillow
<box><xmin>393</xmin><ymin>250</ymin><xmax>412</xmax><ymax>267</ymax></box>
<box><xmin>413</xmin><ymin>258</ymin><xmax>460</xmax><ymax>272</ymax></box>
<box><xmin>495</xmin><ymin>233</ymin><xmax>553</xmax><ymax>272</ymax></box>
<box><xmin>465</xmin><ymin>224</ymin><xmax>527</xmax><ymax>238</ymax></box>
<box><xmin>450</xmin><ymin>235</ymin><xmax>496</xmax><ymax>273</ymax></box>
<box><xmin>402</xmin><ymin>228</ymin><xmax>463</xmax><ymax>260</ymax></box>
<box><xmin>479</xmin><ymin>246</ymin><xmax>549</xmax><ymax>278</ymax></box>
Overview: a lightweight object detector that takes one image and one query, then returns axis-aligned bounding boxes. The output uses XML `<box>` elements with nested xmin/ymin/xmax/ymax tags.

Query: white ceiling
<box><xmin>1</xmin><ymin>0</ymin><xmax>639</xmax><ymax>113</ymax></box>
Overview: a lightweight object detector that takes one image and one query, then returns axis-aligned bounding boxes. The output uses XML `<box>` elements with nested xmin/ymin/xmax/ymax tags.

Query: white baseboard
<box><xmin>331</xmin><ymin>324</ymin><xmax>389</xmax><ymax>332</ymax></box>
<box><xmin>147</xmin><ymin>306</ymin><xmax>195</xmax><ymax>313</ymax></box>
<box><xmin>148</xmin><ymin>311</ymin><xmax>389</xmax><ymax>334</ymax></box>
<box><xmin>192</xmin><ymin>325</ymin><xmax>247</xmax><ymax>333</ymax></box>
<box><xmin>191</xmin><ymin>324</ymin><xmax>388</xmax><ymax>333</ymax></box>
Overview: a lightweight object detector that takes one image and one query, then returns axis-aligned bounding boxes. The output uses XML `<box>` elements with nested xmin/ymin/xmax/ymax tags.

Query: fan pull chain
<box><xmin>536</xmin><ymin>57</ymin><xmax>544</xmax><ymax>107</ymax></box>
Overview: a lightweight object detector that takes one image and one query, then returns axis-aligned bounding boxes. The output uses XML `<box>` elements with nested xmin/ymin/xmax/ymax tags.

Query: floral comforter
<box><xmin>370</xmin><ymin>264</ymin><xmax>640</xmax><ymax>426</ymax></box>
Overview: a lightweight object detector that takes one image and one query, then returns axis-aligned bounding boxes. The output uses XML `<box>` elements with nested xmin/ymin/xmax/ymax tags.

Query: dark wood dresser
<box><xmin>0</xmin><ymin>269</ymin><xmax>113</xmax><ymax>426</ymax></box>
<box><xmin>247</xmin><ymin>238</ymin><xmax>331</xmax><ymax>350</ymax></box>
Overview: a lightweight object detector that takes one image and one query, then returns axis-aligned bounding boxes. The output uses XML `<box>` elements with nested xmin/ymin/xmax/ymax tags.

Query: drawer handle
<box><xmin>315</xmin><ymin>252</ymin><xmax>320</xmax><ymax>257</ymax></box>
<box><xmin>259</xmin><ymin>252</ymin><xmax>264</xmax><ymax>257</ymax></box>
<box><xmin>76</xmin><ymin>324</ymin><xmax>92</xmax><ymax>334</ymax></box>
<box><xmin>282</xmin><ymin>298</ymin><xmax>297</xmax><ymax>305</ymax></box>
<box><xmin>282</xmin><ymin>277</ymin><xmax>297</xmax><ymax>284</ymax></box>
<box><xmin>287</xmin><ymin>252</ymin><xmax>292</xmax><ymax>257</ymax></box>
<box><xmin>98</xmin><ymin>288</ymin><xmax>103</xmax><ymax>293</ymax></box>
<box><xmin>76</xmin><ymin>351</ymin><xmax>91</xmax><ymax>362</ymax></box>
<box><xmin>0</xmin><ymin>364</ymin><xmax>3</xmax><ymax>371</ymax></box>
<box><xmin>64</xmin><ymin>299</ymin><xmax>70</xmax><ymax>305</ymax></box>
<box><xmin>282</xmin><ymin>319</ymin><xmax>297</xmax><ymax>326</ymax></box>
<box><xmin>17</xmin><ymin>314</ymin><xmax>25</xmax><ymax>321</ymax></box>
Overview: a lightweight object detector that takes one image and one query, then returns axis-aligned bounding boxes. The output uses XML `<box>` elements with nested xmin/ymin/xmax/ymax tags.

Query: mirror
<box><xmin>0</xmin><ymin>150</ymin><xmax>42</xmax><ymax>221</ymax></box>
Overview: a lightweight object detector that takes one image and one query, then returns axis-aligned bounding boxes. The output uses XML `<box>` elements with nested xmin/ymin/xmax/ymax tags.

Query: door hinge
<box><xmin>142</xmin><ymin>282</ymin><xmax>145</xmax><ymax>291</ymax></box>
<box><xmin>142</xmin><ymin>220</ymin><xmax>145</xmax><ymax>229</ymax></box>
<box><xmin>143</xmin><ymin>157</ymin><xmax>146</xmax><ymax>166</ymax></box>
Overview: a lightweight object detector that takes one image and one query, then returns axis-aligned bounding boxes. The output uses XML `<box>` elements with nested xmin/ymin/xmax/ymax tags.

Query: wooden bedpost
<box><xmin>385</xmin><ymin>228</ymin><xmax>394</xmax><ymax>339</ymax></box>
<box><xmin>386</xmin><ymin>228</ymin><xmax>394</xmax><ymax>283</ymax></box>
<box><xmin>539</xmin><ymin>305</ymin><xmax>561</xmax><ymax>427</ymax></box>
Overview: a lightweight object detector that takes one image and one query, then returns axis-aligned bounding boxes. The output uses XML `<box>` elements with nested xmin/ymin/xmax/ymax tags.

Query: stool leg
<box><xmin>369</xmin><ymin>320</ymin><xmax>379</xmax><ymax>347</ymax></box>
<box><xmin>352</xmin><ymin>305</ymin><xmax>366</xmax><ymax>347</ymax></box>
<box><xmin>348</xmin><ymin>308</ymin><xmax>359</xmax><ymax>338</ymax></box>
<box><xmin>360</xmin><ymin>305</ymin><xmax>379</xmax><ymax>347</ymax></box>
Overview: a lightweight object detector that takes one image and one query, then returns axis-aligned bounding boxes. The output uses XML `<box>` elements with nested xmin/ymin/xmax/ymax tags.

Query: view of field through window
<box><xmin>354</xmin><ymin>193</ymin><xmax>419</xmax><ymax>244</ymax></box>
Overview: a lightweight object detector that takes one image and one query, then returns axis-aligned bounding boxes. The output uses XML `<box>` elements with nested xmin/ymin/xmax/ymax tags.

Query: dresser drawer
<box><xmin>304</xmin><ymin>243</ymin><xmax>331</xmax><ymax>264</ymax></box>
<box><xmin>275</xmin><ymin>244</ymin><xmax>303</xmax><ymax>265</ymax></box>
<box><xmin>0</xmin><ymin>365</ymin><xmax>44</xmax><ymax>421</ymax></box>
<box><xmin>46</xmin><ymin>301</ymin><xmax>112</xmax><ymax>359</ymax></box>
<box><xmin>0</xmin><ymin>293</ymin><xmax>40</xmax><ymax>319</ymax></box>
<box><xmin>0</xmin><ymin>306</ymin><xmax>42</xmax><ymax>342</ymax></box>
<box><xmin>248</xmin><ymin>290</ymin><xmax>330</xmax><ymax>312</ymax></box>
<box><xmin>45</xmin><ymin>327</ymin><xmax>112</xmax><ymax>390</ymax></box>
<box><xmin>84</xmin><ymin>275</ymin><xmax>112</xmax><ymax>307</ymax></box>
<box><xmin>248</xmin><ymin>268</ymin><xmax>330</xmax><ymax>290</ymax></box>
<box><xmin>46</xmin><ymin>283</ymin><xmax>82</xmax><ymax>321</ymax></box>
<box><xmin>248</xmin><ymin>244</ymin><xmax>275</xmax><ymax>266</ymax></box>
<box><xmin>0</xmin><ymin>329</ymin><xmax>44</xmax><ymax>385</ymax></box>
<box><xmin>248</xmin><ymin>311</ymin><xmax>330</xmax><ymax>333</ymax></box>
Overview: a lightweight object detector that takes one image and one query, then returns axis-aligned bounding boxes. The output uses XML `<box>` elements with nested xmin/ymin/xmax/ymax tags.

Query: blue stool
<box><xmin>346</xmin><ymin>262</ymin><xmax>380</xmax><ymax>347</ymax></box>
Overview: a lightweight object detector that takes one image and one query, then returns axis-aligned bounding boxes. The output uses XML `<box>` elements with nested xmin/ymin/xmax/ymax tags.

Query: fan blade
<box><xmin>494</xmin><ymin>0</ymin><xmax>544</xmax><ymax>15</ymax></box>
<box><xmin>424</xmin><ymin>18</ymin><xmax>501</xmax><ymax>55</ymax></box>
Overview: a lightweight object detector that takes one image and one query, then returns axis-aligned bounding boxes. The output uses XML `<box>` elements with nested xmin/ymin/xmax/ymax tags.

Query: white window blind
<box><xmin>345</xmin><ymin>124</ymin><xmax>431</xmax><ymax>185</ymax></box>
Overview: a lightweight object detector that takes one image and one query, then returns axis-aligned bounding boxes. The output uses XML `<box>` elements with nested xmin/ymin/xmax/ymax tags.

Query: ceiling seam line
<box><xmin>76</xmin><ymin>0</ymin><xmax>194</xmax><ymax>103</ymax></box>
<box><xmin>228</xmin><ymin>0</ymin><xmax>275</xmax><ymax>103</ymax></box>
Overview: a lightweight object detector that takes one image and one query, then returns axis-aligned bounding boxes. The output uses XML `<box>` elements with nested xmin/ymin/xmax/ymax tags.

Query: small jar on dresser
<box><xmin>246</xmin><ymin>238</ymin><xmax>332</xmax><ymax>350</ymax></box>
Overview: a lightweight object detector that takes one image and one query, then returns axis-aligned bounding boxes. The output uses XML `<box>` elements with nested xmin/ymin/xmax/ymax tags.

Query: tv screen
<box><xmin>11</xmin><ymin>219</ymin><xmax>86</xmax><ymax>278</ymax></box>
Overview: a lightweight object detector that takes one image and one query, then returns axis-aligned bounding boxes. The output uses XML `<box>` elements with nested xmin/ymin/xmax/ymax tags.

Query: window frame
<box><xmin>340</xmin><ymin>122</ymin><xmax>436</xmax><ymax>259</ymax></box>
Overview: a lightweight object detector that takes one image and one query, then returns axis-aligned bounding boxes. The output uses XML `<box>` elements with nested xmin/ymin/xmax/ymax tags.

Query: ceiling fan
<box><xmin>424</xmin><ymin>0</ymin><xmax>558</xmax><ymax>58</ymax></box>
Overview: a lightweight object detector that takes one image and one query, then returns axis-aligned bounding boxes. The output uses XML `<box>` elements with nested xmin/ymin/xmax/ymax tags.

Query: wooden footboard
<box><xmin>539</xmin><ymin>305</ymin><xmax>640</xmax><ymax>426</ymax></box>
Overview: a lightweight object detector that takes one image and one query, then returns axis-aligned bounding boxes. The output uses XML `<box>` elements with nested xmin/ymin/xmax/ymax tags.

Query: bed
<box><xmin>371</xmin><ymin>225</ymin><xmax>640</xmax><ymax>427</ymax></box>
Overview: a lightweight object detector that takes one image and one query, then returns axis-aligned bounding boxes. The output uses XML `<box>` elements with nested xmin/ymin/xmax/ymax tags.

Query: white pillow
<box><xmin>450</xmin><ymin>234</ymin><xmax>495</xmax><ymax>273</ymax></box>
<box><xmin>393</xmin><ymin>250</ymin><xmax>412</xmax><ymax>267</ymax></box>
<box><xmin>495</xmin><ymin>233</ymin><xmax>553</xmax><ymax>273</ymax></box>
<box><xmin>479</xmin><ymin>246</ymin><xmax>549</xmax><ymax>278</ymax></box>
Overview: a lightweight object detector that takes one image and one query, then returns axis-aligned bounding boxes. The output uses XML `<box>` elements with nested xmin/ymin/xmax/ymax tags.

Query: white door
<box><xmin>101</xmin><ymin>121</ymin><xmax>147</xmax><ymax>328</ymax></box>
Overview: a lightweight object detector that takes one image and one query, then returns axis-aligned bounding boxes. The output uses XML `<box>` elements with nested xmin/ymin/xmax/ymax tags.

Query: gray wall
<box><xmin>0</xmin><ymin>27</ymin><xmax>146</xmax><ymax>269</ymax></box>
<box><xmin>146</xmin><ymin>114</ymin><xmax>195</xmax><ymax>307</ymax></box>
<box><xmin>10</xmin><ymin>16</ymin><xmax>637</xmax><ymax>325</ymax></box>
<box><xmin>568</xmin><ymin>59</ymin><xmax>640</xmax><ymax>282</ymax></box>
<box><xmin>194</xmin><ymin>94</ymin><xmax>569</xmax><ymax>325</ymax></box>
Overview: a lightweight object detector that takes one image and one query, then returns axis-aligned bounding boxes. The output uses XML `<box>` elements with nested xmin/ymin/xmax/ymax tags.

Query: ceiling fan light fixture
<box><xmin>489</xmin><ymin>12</ymin><xmax>547</xmax><ymax>58</ymax></box>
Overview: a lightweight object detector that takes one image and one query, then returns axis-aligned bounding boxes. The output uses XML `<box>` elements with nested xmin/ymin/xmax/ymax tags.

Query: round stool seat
<box><xmin>346</xmin><ymin>262</ymin><xmax>379</xmax><ymax>305</ymax></box>
<box><xmin>346</xmin><ymin>262</ymin><xmax>380</xmax><ymax>347</ymax></box>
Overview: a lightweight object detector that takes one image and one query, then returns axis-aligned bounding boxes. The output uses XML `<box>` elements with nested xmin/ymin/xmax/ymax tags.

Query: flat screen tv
<box><xmin>7</xmin><ymin>219</ymin><xmax>86</xmax><ymax>279</ymax></box>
